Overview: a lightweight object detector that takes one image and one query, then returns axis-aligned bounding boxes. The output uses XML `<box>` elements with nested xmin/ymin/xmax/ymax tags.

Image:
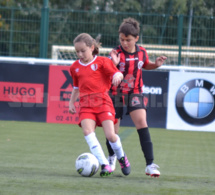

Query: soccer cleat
<box><xmin>107</xmin><ymin>154</ymin><xmax>117</xmax><ymax>171</ymax></box>
<box><xmin>118</xmin><ymin>155</ymin><xmax>131</xmax><ymax>176</ymax></box>
<box><xmin>145</xmin><ymin>163</ymin><xmax>160</xmax><ymax>177</ymax></box>
<box><xmin>100</xmin><ymin>164</ymin><xmax>113</xmax><ymax>177</ymax></box>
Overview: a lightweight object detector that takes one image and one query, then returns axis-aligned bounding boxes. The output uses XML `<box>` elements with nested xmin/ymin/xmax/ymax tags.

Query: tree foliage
<box><xmin>0</xmin><ymin>0</ymin><xmax>214</xmax><ymax>58</ymax></box>
<box><xmin>1</xmin><ymin>0</ymin><xmax>214</xmax><ymax>16</ymax></box>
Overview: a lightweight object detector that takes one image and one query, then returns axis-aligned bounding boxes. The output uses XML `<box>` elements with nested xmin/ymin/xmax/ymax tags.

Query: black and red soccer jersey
<box><xmin>110</xmin><ymin>45</ymin><xmax>149</xmax><ymax>95</ymax></box>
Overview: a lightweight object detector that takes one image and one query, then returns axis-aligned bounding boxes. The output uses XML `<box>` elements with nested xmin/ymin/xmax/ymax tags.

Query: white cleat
<box><xmin>145</xmin><ymin>163</ymin><xmax>160</xmax><ymax>177</ymax></box>
<box><xmin>107</xmin><ymin>154</ymin><xmax>117</xmax><ymax>171</ymax></box>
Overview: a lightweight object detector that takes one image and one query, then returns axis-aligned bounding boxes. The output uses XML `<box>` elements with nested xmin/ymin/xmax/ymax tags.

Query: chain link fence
<box><xmin>0</xmin><ymin>6</ymin><xmax>215</xmax><ymax>66</ymax></box>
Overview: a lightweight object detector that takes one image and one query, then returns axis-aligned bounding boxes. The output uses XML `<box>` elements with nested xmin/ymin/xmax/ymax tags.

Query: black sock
<box><xmin>106</xmin><ymin>138</ymin><xmax>115</xmax><ymax>156</ymax></box>
<box><xmin>137</xmin><ymin>127</ymin><xmax>154</xmax><ymax>165</ymax></box>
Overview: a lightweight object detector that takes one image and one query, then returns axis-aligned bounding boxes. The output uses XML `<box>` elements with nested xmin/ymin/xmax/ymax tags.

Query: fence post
<box><xmin>177</xmin><ymin>14</ymin><xmax>183</xmax><ymax>65</ymax></box>
<box><xmin>9</xmin><ymin>7</ymin><xmax>14</xmax><ymax>56</ymax></box>
<box><xmin>39</xmin><ymin>0</ymin><xmax>49</xmax><ymax>58</ymax></box>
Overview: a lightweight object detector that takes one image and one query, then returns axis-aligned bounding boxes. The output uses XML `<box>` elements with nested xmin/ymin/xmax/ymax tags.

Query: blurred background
<box><xmin>0</xmin><ymin>0</ymin><xmax>214</xmax><ymax>66</ymax></box>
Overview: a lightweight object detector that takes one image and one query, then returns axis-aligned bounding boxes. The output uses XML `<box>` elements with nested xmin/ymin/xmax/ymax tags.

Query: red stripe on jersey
<box><xmin>133</xmin><ymin>51</ymin><xmax>141</xmax><ymax>94</ymax></box>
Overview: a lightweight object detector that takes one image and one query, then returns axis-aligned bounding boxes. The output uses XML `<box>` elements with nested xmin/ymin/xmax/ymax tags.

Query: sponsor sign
<box><xmin>167</xmin><ymin>72</ymin><xmax>215</xmax><ymax>131</ymax></box>
<box><xmin>0</xmin><ymin>63</ymin><xmax>168</xmax><ymax>128</ymax></box>
<box><xmin>46</xmin><ymin>65</ymin><xmax>79</xmax><ymax>124</ymax></box>
<box><xmin>0</xmin><ymin>63</ymin><xmax>48</xmax><ymax>122</ymax></box>
<box><xmin>0</xmin><ymin>81</ymin><xmax>44</xmax><ymax>103</ymax></box>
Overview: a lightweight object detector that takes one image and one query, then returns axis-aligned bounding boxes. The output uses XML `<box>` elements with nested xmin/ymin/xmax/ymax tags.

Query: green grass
<box><xmin>0</xmin><ymin>120</ymin><xmax>215</xmax><ymax>195</ymax></box>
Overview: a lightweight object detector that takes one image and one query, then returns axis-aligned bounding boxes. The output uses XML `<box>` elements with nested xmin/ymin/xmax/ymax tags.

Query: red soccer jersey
<box><xmin>110</xmin><ymin>45</ymin><xmax>149</xmax><ymax>95</ymax></box>
<box><xmin>70</xmin><ymin>56</ymin><xmax>120</xmax><ymax>113</ymax></box>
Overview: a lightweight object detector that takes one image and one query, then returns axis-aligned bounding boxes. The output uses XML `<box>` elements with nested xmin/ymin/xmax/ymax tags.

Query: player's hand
<box><xmin>110</xmin><ymin>49</ymin><xmax>120</xmax><ymax>66</ymax></box>
<box><xmin>69</xmin><ymin>103</ymin><xmax>76</xmax><ymax>114</ymax></box>
<box><xmin>155</xmin><ymin>56</ymin><xmax>167</xmax><ymax>67</ymax></box>
<box><xmin>112</xmin><ymin>72</ymin><xmax>123</xmax><ymax>86</ymax></box>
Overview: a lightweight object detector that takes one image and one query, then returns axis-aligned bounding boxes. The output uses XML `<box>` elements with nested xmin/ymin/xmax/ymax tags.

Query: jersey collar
<box><xmin>78</xmin><ymin>56</ymin><xmax>97</xmax><ymax>66</ymax></box>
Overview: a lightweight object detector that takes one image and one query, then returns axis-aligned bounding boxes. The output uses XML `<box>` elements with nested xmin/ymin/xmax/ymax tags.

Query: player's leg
<box><xmin>130</xmin><ymin>109</ymin><xmax>160</xmax><ymax>177</ymax></box>
<box><xmin>102</xmin><ymin>118</ymin><xmax>130</xmax><ymax>176</ymax></box>
<box><xmin>128</xmin><ymin>94</ymin><xmax>160</xmax><ymax>177</ymax></box>
<box><xmin>129</xmin><ymin>108</ymin><xmax>153</xmax><ymax>164</ymax></box>
<box><xmin>106</xmin><ymin>95</ymin><xmax>123</xmax><ymax>170</ymax></box>
<box><xmin>106</xmin><ymin>119</ymin><xmax>120</xmax><ymax>154</ymax></box>
<box><xmin>106</xmin><ymin>118</ymin><xmax>120</xmax><ymax>170</ymax></box>
<box><xmin>81</xmin><ymin>116</ymin><xmax>112</xmax><ymax>177</ymax></box>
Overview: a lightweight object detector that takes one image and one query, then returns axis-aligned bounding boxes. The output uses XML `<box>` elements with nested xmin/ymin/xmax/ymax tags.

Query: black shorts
<box><xmin>110</xmin><ymin>93</ymin><xmax>147</xmax><ymax>119</ymax></box>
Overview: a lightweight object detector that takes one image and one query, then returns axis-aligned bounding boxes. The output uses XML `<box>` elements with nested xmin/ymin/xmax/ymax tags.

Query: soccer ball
<box><xmin>75</xmin><ymin>153</ymin><xmax>99</xmax><ymax>177</ymax></box>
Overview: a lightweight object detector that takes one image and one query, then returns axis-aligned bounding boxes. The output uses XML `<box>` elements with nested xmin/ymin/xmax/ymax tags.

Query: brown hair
<box><xmin>73</xmin><ymin>33</ymin><xmax>100</xmax><ymax>55</ymax></box>
<box><xmin>118</xmin><ymin>17</ymin><xmax>140</xmax><ymax>37</ymax></box>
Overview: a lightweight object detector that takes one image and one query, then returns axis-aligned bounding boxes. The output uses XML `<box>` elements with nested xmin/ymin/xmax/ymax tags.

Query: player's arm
<box><xmin>112</xmin><ymin>72</ymin><xmax>123</xmax><ymax>86</ymax></box>
<box><xmin>144</xmin><ymin>56</ymin><xmax>167</xmax><ymax>70</ymax></box>
<box><xmin>69</xmin><ymin>88</ymin><xmax>79</xmax><ymax>114</ymax></box>
<box><xmin>109</xmin><ymin>49</ymin><xmax>120</xmax><ymax>66</ymax></box>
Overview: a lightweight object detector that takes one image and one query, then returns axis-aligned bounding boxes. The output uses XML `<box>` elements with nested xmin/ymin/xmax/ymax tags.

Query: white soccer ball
<box><xmin>75</xmin><ymin>153</ymin><xmax>99</xmax><ymax>177</ymax></box>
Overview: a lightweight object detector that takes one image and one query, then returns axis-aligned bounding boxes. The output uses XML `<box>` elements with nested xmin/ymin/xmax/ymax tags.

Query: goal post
<box><xmin>51</xmin><ymin>44</ymin><xmax>215</xmax><ymax>67</ymax></box>
<box><xmin>51</xmin><ymin>45</ymin><xmax>111</xmax><ymax>60</ymax></box>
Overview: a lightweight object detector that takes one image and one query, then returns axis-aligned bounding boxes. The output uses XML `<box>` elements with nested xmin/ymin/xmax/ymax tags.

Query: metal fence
<box><xmin>0</xmin><ymin>6</ymin><xmax>215</xmax><ymax>66</ymax></box>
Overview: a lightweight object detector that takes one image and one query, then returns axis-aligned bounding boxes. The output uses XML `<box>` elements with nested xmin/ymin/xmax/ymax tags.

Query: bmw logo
<box><xmin>175</xmin><ymin>79</ymin><xmax>215</xmax><ymax>125</ymax></box>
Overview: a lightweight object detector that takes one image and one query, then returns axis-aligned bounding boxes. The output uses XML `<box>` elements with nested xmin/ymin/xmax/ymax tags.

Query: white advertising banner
<box><xmin>167</xmin><ymin>71</ymin><xmax>215</xmax><ymax>132</ymax></box>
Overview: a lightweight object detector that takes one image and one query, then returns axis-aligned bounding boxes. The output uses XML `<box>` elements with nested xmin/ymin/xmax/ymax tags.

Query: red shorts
<box><xmin>79</xmin><ymin>111</ymin><xmax>117</xmax><ymax>127</ymax></box>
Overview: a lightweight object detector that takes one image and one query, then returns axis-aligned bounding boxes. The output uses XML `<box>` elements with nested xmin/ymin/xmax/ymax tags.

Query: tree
<box><xmin>0</xmin><ymin>0</ymin><xmax>214</xmax><ymax>58</ymax></box>
<box><xmin>1</xmin><ymin>0</ymin><xmax>214</xmax><ymax>16</ymax></box>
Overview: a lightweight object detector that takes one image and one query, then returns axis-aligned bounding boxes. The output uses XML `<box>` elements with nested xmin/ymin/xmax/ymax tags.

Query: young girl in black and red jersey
<box><xmin>106</xmin><ymin>18</ymin><xmax>167</xmax><ymax>177</ymax></box>
<box><xmin>69</xmin><ymin>33</ymin><xmax>130</xmax><ymax>177</ymax></box>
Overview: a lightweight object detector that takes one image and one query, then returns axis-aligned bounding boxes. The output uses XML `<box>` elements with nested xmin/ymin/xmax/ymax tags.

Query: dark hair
<box><xmin>118</xmin><ymin>17</ymin><xmax>140</xmax><ymax>37</ymax></box>
<box><xmin>73</xmin><ymin>33</ymin><xmax>100</xmax><ymax>55</ymax></box>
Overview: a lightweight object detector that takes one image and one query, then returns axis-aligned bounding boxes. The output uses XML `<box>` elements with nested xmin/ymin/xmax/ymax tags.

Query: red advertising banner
<box><xmin>0</xmin><ymin>81</ymin><xmax>44</xmax><ymax>103</ymax></box>
<box><xmin>46</xmin><ymin>65</ymin><xmax>79</xmax><ymax>124</ymax></box>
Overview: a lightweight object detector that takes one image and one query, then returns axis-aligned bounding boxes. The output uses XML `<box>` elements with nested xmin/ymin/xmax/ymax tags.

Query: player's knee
<box><xmin>106</xmin><ymin>134</ymin><xmax>117</xmax><ymax>143</ymax></box>
<box><xmin>83</xmin><ymin>129</ymin><xmax>94</xmax><ymax>136</ymax></box>
<box><xmin>134</xmin><ymin>119</ymin><xmax>147</xmax><ymax>129</ymax></box>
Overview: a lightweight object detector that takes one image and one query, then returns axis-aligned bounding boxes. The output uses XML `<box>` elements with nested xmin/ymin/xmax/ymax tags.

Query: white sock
<box><xmin>85</xmin><ymin>132</ymin><xmax>109</xmax><ymax>165</ymax></box>
<box><xmin>109</xmin><ymin>135</ymin><xmax>125</xmax><ymax>160</ymax></box>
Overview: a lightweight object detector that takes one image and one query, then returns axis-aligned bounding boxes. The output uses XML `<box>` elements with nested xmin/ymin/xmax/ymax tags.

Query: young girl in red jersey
<box><xmin>69</xmin><ymin>33</ymin><xmax>130</xmax><ymax>177</ymax></box>
<box><xmin>106</xmin><ymin>18</ymin><xmax>167</xmax><ymax>177</ymax></box>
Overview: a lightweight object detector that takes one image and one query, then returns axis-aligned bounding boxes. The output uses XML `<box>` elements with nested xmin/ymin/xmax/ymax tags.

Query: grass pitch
<box><xmin>0</xmin><ymin>120</ymin><xmax>215</xmax><ymax>195</ymax></box>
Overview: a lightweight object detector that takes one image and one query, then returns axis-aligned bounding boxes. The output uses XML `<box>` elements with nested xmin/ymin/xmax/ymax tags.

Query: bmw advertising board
<box><xmin>167</xmin><ymin>71</ymin><xmax>215</xmax><ymax>132</ymax></box>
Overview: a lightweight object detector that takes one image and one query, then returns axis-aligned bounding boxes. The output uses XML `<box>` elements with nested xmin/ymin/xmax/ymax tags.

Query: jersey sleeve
<box><xmin>102</xmin><ymin>57</ymin><xmax>120</xmax><ymax>77</ymax></box>
<box><xmin>141</xmin><ymin>47</ymin><xmax>149</xmax><ymax>68</ymax></box>
<box><xmin>70</xmin><ymin>64</ymin><xmax>79</xmax><ymax>88</ymax></box>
